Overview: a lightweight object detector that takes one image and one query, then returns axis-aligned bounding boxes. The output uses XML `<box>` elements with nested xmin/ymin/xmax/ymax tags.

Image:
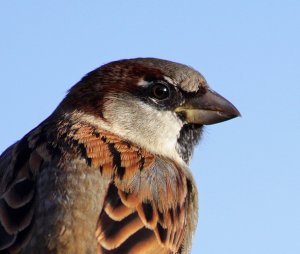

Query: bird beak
<box><xmin>175</xmin><ymin>89</ymin><xmax>241</xmax><ymax>125</ymax></box>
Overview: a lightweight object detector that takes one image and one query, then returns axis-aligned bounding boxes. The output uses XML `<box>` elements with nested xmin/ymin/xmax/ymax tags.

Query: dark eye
<box><xmin>151</xmin><ymin>83</ymin><xmax>170</xmax><ymax>100</ymax></box>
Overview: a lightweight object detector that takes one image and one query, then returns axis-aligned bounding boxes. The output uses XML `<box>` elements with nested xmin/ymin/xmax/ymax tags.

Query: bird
<box><xmin>0</xmin><ymin>58</ymin><xmax>240</xmax><ymax>254</ymax></box>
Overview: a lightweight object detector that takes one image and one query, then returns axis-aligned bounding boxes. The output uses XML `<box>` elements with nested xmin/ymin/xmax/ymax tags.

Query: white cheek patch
<box><xmin>69</xmin><ymin>95</ymin><xmax>186</xmax><ymax>166</ymax></box>
<box><xmin>102</xmin><ymin>95</ymin><xmax>185</xmax><ymax>164</ymax></box>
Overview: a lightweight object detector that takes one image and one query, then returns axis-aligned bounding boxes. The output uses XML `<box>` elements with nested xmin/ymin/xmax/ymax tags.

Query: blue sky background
<box><xmin>0</xmin><ymin>1</ymin><xmax>299</xmax><ymax>253</ymax></box>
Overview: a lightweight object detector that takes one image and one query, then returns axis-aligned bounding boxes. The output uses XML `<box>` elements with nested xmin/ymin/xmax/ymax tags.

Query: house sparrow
<box><xmin>0</xmin><ymin>58</ymin><xmax>240</xmax><ymax>254</ymax></box>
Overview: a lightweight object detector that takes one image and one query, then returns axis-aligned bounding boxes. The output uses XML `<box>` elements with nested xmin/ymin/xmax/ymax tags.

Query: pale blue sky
<box><xmin>0</xmin><ymin>1</ymin><xmax>299</xmax><ymax>253</ymax></box>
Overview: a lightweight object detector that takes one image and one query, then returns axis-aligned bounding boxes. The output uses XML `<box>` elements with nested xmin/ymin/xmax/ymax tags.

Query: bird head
<box><xmin>59</xmin><ymin>58</ymin><xmax>240</xmax><ymax>165</ymax></box>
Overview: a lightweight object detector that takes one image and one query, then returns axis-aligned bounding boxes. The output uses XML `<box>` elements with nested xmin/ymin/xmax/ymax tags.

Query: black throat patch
<box><xmin>176</xmin><ymin>124</ymin><xmax>203</xmax><ymax>164</ymax></box>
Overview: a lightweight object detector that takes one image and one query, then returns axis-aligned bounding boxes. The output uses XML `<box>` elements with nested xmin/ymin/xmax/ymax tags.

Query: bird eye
<box><xmin>151</xmin><ymin>83</ymin><xmax>170</xmax><ymax>100</ymax></box>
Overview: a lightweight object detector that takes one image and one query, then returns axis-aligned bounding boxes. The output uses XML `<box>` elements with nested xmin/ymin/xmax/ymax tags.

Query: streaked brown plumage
<box><xmin>0</xmin><ymin>58</ymin><xmax>240</xmax><ymax>254</ymax></box>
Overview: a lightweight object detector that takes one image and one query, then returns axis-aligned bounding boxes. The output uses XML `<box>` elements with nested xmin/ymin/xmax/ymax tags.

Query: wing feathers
<box><xmin>0</xmin><ymin>223</ymin><xmax>16</xmax><ymax>251</ymax></box>
<box><xmin>0</xmin><ymin>127</ymin><xmax>44</xmax><ymax>252</ymax></box>
<box><xmin>3</xmin><ymin>179</ymin><xmax>34</xmax><ymax>209</ymax></box>
<box><xmin>97</xmin><ymin>170</ymin><xmax>190</xmax><ymax>253</ymax></box>
<box><xmin>92</xmin><ymin>127</ymin><xmax>193</xmax><ymax>253</ymax></box>
<box><xmin>99</xmin><ymin>227</ymin><xmax>168</xmax><ymax>254</ymax></box>
<box><xmin>4</xmin><ymin>220</ymin><xmax>34</xmax><ymax>253</ymax></box>
<box><xmin>0</xmin><ymin>122</ymin><xmax>197</xmax><ymax>253</ymax></box>
<box><xmin>97</xmin><ymin>212</ymin><xmax>144</xmax><ymax>250</ymax></box>
<box><xmin>136</xmin><ymin>202</ymin><xmax>158</xmax><ymax>229</ymax></box>
<box><xmin>104</xmin><ymin>184</ymin><xmax>134</xmax><ymax>221</ymax></box>
<box><xmin>0</xmin><ymin>187</ymin><xmax>34</xmax><ymax>235</ymax></box>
